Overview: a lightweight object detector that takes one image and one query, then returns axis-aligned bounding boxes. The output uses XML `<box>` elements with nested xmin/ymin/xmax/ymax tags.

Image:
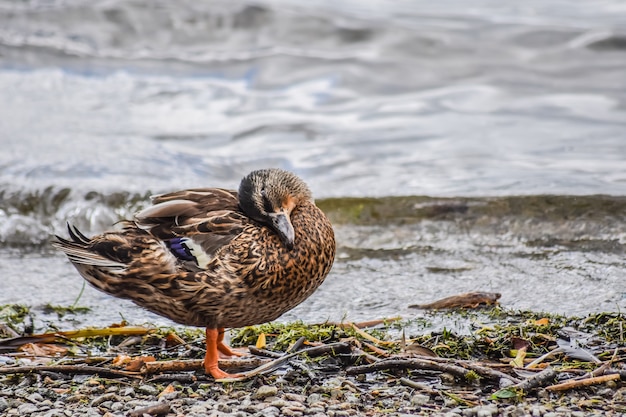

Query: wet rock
<box><xmin>475</xmin><ymin>404</ymin><xmax>499</xmax><ymax>417</ymax></box>
<box><xmin>17</xmin><ymin>403</ymin><xmax>39</xmax><ymax>414</ymax></box>
<box><xmin>0</xmin><ymin>397</ymin><xmax>9</xmax><ymax>412</ymax></box>
<box><xmin>410</xmin><ymin>394</ymin><xmax>430</xmax><ymax>406</ymax></box>
<box><xmin>26</xmin><ymin>393</ymin><xmax>44</xmax><ymax>403</ymax></box>
<box><xmin>217</xmin><ymin>402</ymin><xmax>233</xmax><ymax>413</ymax></box>
<box><xmin>307</xmin><ymin>393</ymin><xmax>323</xmax><ymax>405</ymax></box>
<box><xmin>256</xmin><ymin>405</ymin><xmax>280</xmax><ymax>417</ymax></box>
<box><xmin>254</xmin><ymin>385</ymin><xmax>278</xmax><ymax>399</ymax></box>
<box><xmin>90</xmin><ymin>392</ymin><xmax>120</xmax><ymax>407</ymax></box>
<box><xmin>284</xmin><ymin>393</ymin><xmax>306</xmax><ymax>403</ymax></box>
<box><xmin>137</xmin><ymin>384</ymin><xmax>159</xmax><ymax>396</ymax></box>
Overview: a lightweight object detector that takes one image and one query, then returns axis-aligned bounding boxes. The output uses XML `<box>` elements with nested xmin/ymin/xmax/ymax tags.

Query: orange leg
<box><xmin>204</xmin><ymin>328</ymin><xmax>240</xmax><ymax>379</ymax></box>
<box><xmin>216</xmin><ymin>328</ymin><xmax>247</xmax><ymax>357</ymax></box>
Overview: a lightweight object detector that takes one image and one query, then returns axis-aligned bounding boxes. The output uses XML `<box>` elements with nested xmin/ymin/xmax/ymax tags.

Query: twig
<box><xmin>545</xmin><ymin>373</ymin><xmax>620</xmax><ymax>392</ymax></box>
<box><xmin>407</xmin><ymin>355</ymin><xmax>521</xmax><ymax>383</ymax></box>
<box><xmin>141</xmin><ymin>357</ymin><xmax>268</xmax><ymax>375</ymax></box>
<box><xmin>352</xmin><ymin>347</ymin><xmax>381</xmax><ymax>364</ymax></box>
<box><xmin>361</xmin><ymin>340</ymin><xmax>391</xmax><ymax>357</ymax></box>
<box><xmin>217</xmin><ymin>342</ymin><xmax>352</xmax><ymax>382</ymax></box>
<box><xmin>349</xmin><ymin>324</ymin><xmax>395</xmax><ymax>346</ymax></box>
<box><xmin>399</xmin><ymin>377</ymin><xmax>439</xmax><ymax>395</ymax></box>
<box><xmin>513</xmin><ymin>368</ymin><xmax>557</xmax><ymax>391</ymax></box>
<box><xmin>248</xmin><ymin>346</ymin><xmax>283</xmax><ymax>358</ymax></box>
<box><xmin>0</xmin><ymin>365</ymin><xmax>141</xmax><ymax>379</ymax></box>
<box><xmin>323</xmin><ymin>317</ymin><xmax>402</xmax><ymax>329</ymax></box>
<box><xmin>346</xmin><ymin>358</ymin><xmax>473</xmax><ymax>380</ymax></box>
<box><xmin>525</xmin><ymin>347</ymin><xmax>564</xmax><ymax>369</ymax></box>
<box><xmin>128</xmin><ymin>402</ymin><xmax>171</xmax><ymax>417</ymax></box>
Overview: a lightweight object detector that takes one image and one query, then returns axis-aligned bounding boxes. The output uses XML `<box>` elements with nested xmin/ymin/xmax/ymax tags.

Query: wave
<box><xmin>1</xmin><ymin>186</ymin><xmax>624</xmax><ymax>248</ymax></box>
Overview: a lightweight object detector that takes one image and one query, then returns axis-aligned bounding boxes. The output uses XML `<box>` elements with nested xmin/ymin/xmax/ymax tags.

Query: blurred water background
<box><xmin>0</xmin><ymin>0</ymin><xmax>625</xmax><ymax>330</ymax></box>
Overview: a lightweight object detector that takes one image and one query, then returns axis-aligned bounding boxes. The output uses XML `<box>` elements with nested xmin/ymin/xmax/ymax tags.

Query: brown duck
<box><xmin>53</xmin><ymin>168</ymin><xmax>336</xmax><ymax>379</ymax></box>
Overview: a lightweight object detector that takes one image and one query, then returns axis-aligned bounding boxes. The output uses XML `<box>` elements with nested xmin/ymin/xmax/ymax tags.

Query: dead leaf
<box><xmin>165</xmin><ymin>332</ymin><xmax>186</xmax><ymax>347</ymax></box>
<box><xmin>125</xmin><ymin>356</ymin><xmax>156</xmax><ymax>372</ymax></box>
<box><xmin>510</xmin><ymin>337</ymin><xmax>530</xmax><ymax>368</ymax></box>
<box><xmin>112</xmin><ymin>354</ymin><xmax>132</xmax><ymax>367</ymax></box>
<box><xmin>158</xmin><ymin>384</ymin><xmax>176</xmax><ymax>399</ymax></box>
<box><xmin>18</xmin><ymin>343</ymin><xmax>68</xmax><ymax>357</ymax></box>
<box><xmin>255</xmin><ymin>333</ymin><xmax>266</xmax><ymax>349</ymax></box>
<box><xmin>404</xmin><ymin>343</ymin><xmax>438</xmax><ymax>357</ymax></box>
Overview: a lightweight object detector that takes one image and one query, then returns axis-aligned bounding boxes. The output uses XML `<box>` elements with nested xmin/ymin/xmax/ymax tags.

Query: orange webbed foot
<box><xmin>205</xmin><ymin>327</ymin><xmax>248</xmax><ymax>380</ymax></box>
<box><xmin>217</xmin><ymin>342</ymin><xmax>249</xmax><ymax>358</ymax></box>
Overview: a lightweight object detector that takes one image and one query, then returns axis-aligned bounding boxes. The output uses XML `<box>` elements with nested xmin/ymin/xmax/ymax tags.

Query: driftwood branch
<box><xmin>514</xmin><ymin>368</ymin><xmax>557</xmax><ymax>391</ymax></box>
<box><xmin>546</xmin><ymin>373</ymin><xmax>620</xmax><ymax>392</ymax></box>
<box><xmin>346</xmin><ymin>358</ymin><xmax>473</xmax><ymax>380</ymax></box>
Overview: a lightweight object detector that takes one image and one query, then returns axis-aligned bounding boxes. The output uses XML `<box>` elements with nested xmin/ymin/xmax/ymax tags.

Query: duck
<box><xmin>53</xmin><ymin>168</ymin><xmax>336</xmax><ymax>379</ymax></box>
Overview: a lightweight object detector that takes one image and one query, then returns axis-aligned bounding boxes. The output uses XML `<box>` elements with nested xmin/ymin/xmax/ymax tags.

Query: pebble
<box><xmin>0</xmin><ymin>397</ymin><xmax>9</xmax><ymax>412</ymax></box>
<box><xmin>90</xmin><ymin>392</ymin><xmax>120</xmax><ymax>407</ymax></box>
<box><xmin>17</xmin><ymin>403</ymin><xmax>39</xmax><ymax>414</ymax></box>
<box><xmin>411</xmin><ymin>394</ymin><xmax>430</xmax><ymax>406</ymax></box>
<box><xmin>137</xmin><ymin>384</ymin><xmax>159</xmax><ymax>396</ymax></box>
<box><xmin>26</xmin><ymin>393</ymin><xmax>44</xmax><ymax>403</ymax></box>
<box><xmin>254</xmin><ymin>385</ymin><xmax>278</xmax><ymax>399</ymax></box>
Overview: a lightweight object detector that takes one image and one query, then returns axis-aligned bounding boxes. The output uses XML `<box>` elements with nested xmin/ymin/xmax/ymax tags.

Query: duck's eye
<box><xmin>261</xmin><ymin>189</ymin><xmax>273</xmax><ymax>213</ymax></box>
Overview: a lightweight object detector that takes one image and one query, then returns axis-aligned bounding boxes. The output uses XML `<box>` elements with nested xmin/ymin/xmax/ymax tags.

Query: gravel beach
<box><xmin>1</xmin><ymin>366</ymin><xmax>624</xmax><ymax>417</ymax></box>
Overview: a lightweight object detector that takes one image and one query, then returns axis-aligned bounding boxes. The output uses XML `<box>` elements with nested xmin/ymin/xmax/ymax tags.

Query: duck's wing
<box><xmin>135</xmin><ymin>188</ymin><xmax>250</xmax><ymax>269</ymax></box>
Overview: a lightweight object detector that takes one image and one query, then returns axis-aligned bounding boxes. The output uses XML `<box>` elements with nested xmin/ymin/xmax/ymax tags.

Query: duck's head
<box><xmin>238</xmin><ymin>169</ymin><xmax>312</xmax><ymax>250</ymax></box>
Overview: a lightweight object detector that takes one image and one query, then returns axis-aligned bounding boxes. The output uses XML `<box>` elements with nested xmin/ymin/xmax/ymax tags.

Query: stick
<box><xmin>525</xmin><ymin>347</ymin><xmax>564</xmax><ymax>369</ymax></box>
<box><xmin>399</xmin><ymin>377</ymin><xmax>439</xmax><ymax>395</ymax></box>
<box><xmin>545</xmin><ymin>373</ymin><xmax>621</xmax><ymax>392</ymax></box>
<box><xmin>141</xmin><ymin>357</ymin><xmax>269</xmax><ymax>374</ymax></box>
<box><xmin>217</xmin><ymin>342</ymin><xmax>352</xmax><ymax>382</ymax></box>
<box><xmin>514</xmin><ymin>368</ymin><xmax>557</xmax><ymax>391</ymax></box>
<box><xmin>346</xmin><ymin>358</ymin><xmax>472</xmax><ymax>380</ymax></box>
<box><xmin>128</xmin><ymin>402</ymin><xmax>171</xmax><ymax>417</ymax></box>
<box><xmin>407</xmin><ymin>355</ymin><xmax>521</xmax><ymax>383</ymax></box>
<box><xmin>0</xmin><ymin>365</ymin><xmax>141</xmax><ymax>379</ymax></box>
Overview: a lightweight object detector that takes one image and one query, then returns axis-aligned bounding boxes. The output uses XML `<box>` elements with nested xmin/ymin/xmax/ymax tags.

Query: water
<box><xmin>0</xmin><ymin>0</ymin><xmax>625</xmax><ymax>331</ymax></box>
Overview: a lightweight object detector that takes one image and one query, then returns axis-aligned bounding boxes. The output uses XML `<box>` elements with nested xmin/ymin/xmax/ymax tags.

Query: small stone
<box><xmin>17</xmin><ymin>403</ymin><xmax>39</xmax><ymax>414</ymax></box>
<box><xmin>42</xmin><ymin>411</ymin><xmax>65</xmax><ymax>417</ymax></box>
<box><xmin>257</xmin><ymin>405</ymin><xmax>280</xmax><ymax>417</ymax></box>
<box><xmin>0</xmin><ymin>397</ymin><xmax>9</xmax><ymax>412</ymax></box>
<box><xmin>137</xmin><ymin>384</ymin><xmax>159</xmax><ymax>396</ymax></box>
<box><xmin>217</xmin><ymin>402</ymin><xmax>233</xmax><ymax>413</ymax></box>
<box><xmin>475</xmin><ymin>405</ymin><xmax>498</xmax><ymax>417</ymax></box>
<box><xmin>111</xmin><ymin>402</ymin><xmax>124</xmax><ymax>411</ymax></box>
<box><xmin>121</xmin><ymin>387</ymin><xmax>135</xmax><ymax>397</ymax></box>
<box><xmin>410</xmin><ymin>394</ymin><xmax>430</xmax><ymax>407</ymax></box>
<box><xmin>284</xmin><ymin>393</ymin><xmax>305</xmax><ymax>403</ymax></box>
<box><xmin>306</xmin><ymin>407</ymin><xmax>326</xmax><ymax>414</ymax></box>
<box><xmin>90</xmin><ymin>393</ymin><xmax>120</xmax><ymax>407</ymax></box>
<box><xmin>254</xmin><ymin>385</ymin><xmax>278</xmax><ymax>399</ymax></box>
<box><xmin>282</xmin><ymin>408</ymin><xmax>304</xmax><ymax>417</ymax></box>
<box><xmin>26</xmin><ymin>393</ymin><xmax>44</xmax><ymax>403</ymax></box>
<box><xmin>307</xmin><ymin>393</ymin><xmax>323</xmax><ymax>405</ymax></box>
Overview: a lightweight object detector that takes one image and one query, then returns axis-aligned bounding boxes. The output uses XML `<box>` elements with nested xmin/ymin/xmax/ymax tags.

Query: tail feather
<box><xmin>53</xmin><ymin>225</ymin><xmax>126</xmax><ymax>269</ymax></box>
